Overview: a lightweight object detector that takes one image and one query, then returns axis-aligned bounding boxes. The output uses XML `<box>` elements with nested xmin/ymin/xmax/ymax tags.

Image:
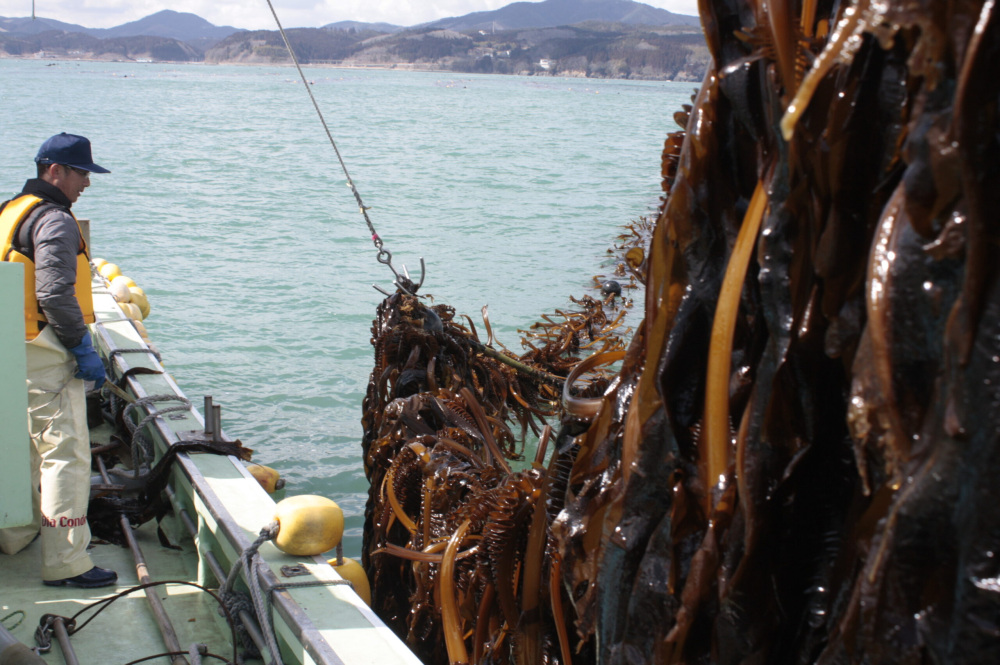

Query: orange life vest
<box><xmin>0</xmin><ymin>194</ymin><xmax>95</xmax><ymax>341</ymax></box>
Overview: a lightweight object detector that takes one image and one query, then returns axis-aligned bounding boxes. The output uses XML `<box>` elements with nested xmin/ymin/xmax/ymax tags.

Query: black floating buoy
<box><xmin>601</xmin><ymin>280</ymin><xmax>622</xmax><ymax>298</ymax></box>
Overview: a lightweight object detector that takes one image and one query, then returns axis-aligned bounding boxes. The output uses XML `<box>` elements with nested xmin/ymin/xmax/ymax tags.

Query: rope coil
<box><xmin>1</xmin><ymin>610</ymin><xmax>25</xmax><ymax>630</ymax></box>
<box><xmin>220</xmin><ymin>522</ymin><xmax>356</xmax><ymax>665</ymax></box>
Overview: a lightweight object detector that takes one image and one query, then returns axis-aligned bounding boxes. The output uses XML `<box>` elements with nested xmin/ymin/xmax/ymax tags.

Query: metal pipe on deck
<box><xmin>212</xmin><ymin>404</ymin><xmax>222</xmax><ymax>443</ymax></box>
<box><xmin>50</xmin><ymin>618</ymin><xmax>80</xmax><ymax>665</ymax></box>
<box><xmin>118</xmin><ymin>519</ymin><xmax>188</xmax><ymax>665</ymax></box>
<box><xmin>95</xmin><ymin>456</ymin><xmax>189</xmax><ymax>665</ymax></box>
<box><xmin>203</xmin><ymin>397</ymin><xmax>214</xmax><ymax>439</ymax></box>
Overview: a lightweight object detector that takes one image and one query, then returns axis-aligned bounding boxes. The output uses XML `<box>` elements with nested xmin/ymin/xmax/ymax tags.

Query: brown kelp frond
<box><xmin>551</xmin><ymin>1</ymin><xmax>1000</xmax><ymax>665</ymax></box>
<box><xmin>702</xmin><ymin>178</ymin><xmax>769</xmax><ymax>513</ymax></box>
<box><xmin>361</xmin><ymin>282</ymin><xmax>626</xmax><ymax>663</ymax></box>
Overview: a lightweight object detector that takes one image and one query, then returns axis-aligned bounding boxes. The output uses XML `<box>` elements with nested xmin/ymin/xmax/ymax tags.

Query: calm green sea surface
<box><xmin>1</xmin><ymin>59</ymin><xmax>691</xmax><ymax>556</ymax></box>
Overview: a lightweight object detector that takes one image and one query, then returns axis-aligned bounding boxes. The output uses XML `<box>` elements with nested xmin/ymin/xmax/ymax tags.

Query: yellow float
<box><xmin>117</xmin><ymin>275</ymin><xmax>137</xmax><ymax>288</ymax></box>
<box><xmin>109</xmin><ymin>278</ymin><xmax>131</xmax><ymax>303</ymax></box>
<box><xmin>273</xmin><ymin>495</ymin><xmax>344</xmax><ymax>556</ymax></box>
<box><xmin>128</xmin><ymin>288</ymin><xmax>150</xmax><ymax>318</ymax></box>
<box><xmin>246</xmin><ymin>463</ymin><xmax>284</xmax><ymax>493</ymax></box>
<box><xmin>327</xmin><ymin>555</ymin><xmax>371</xmax><ymax>606</ymax></box>
<box><xmin>131</xmin><ymin>319</ymin><xmax>150</xmax><ymax>341</ymax></box>
<box><xmin>120</xmin><ymin>302</ymin><xmax>143</xmax><ymax>321</ymax></box>
<box><xmin>98</xmin><ymin>262</ymin><xmax>121</xmax><ymax>281</ymax></box>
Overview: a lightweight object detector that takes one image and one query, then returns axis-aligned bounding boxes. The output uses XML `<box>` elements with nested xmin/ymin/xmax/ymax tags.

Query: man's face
<box><xmin>42</xmin><ymin>164</ymin><xmax>90</xmax><ymax>204</ymax></box>
<box><xmin>58</xmin><ymin>165</ymin><xmax>91</xmax><ymax>203</ymax></box>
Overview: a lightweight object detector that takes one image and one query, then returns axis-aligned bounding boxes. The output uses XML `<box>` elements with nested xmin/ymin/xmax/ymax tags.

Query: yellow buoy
<box><xmin>120</xmin><ymin>302</ymin><xmax>143</xmax><ymax>320</ymax></box>
<box><xmin>128</xmin><ymin>288</ymin><xmax>150</xmax><ymax>318</ymax></box>
<box><xmin>92</xmin><ymin>257</ymin><xmax>108</xmax><ymax>270</ymax></box>
<box><xmin>131</xmin><ymin>319</ymin><xmax>150</xmax><ymax>340</ymax></box>
<box><xmin>113</xmin><ymin>274</ymin><xmax>137</xmax><ymax>289</ymax></box>
<box><xmin>273</xmin><ymin>495</ymin><xmax>344</xmax><ymax>556</ymax></box>
<box><xmin>109</xmin><ymin>279</ymin><xmax>131</xmax><ymax>303</ymax></box>
<box><xmin>98</xmin><ymin>262</ymin><xmax>121</xmax><ymax>281</ymax></box>
<box><xmin>327</xmin><ymin>556</ymin><xmax>371</xmax><ymax>606</ymax></box>
<box><xmin>246</xmin><ymin>463</ymin><xmax>283</xmax><ymax>493</ymax></box>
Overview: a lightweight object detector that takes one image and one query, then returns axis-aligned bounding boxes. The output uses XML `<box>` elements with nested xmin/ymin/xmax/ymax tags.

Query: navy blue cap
<box><xmin>35</xmin><ymin>133</ymin><xmax>110</xmax><ymax>174</ymax></box>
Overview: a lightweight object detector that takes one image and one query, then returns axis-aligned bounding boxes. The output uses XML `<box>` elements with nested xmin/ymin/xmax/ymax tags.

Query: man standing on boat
<box><xmin>0</xmin><ymin>133</ymin><xmax>118</xmax><ymax>588</ymax></box>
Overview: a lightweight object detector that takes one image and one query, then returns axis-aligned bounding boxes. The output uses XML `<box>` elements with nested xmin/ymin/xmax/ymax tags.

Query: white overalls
<box><xmin>0</xmin><ymin>326</ymin><xmax>96</xmax><ymax>580</ymax></box>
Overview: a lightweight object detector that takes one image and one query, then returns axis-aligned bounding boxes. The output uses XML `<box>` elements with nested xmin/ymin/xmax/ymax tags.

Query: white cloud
<box><xmin>0</xmin><ymin>0</ymin><xmax>700</xmax><ymax>30</ymax></box>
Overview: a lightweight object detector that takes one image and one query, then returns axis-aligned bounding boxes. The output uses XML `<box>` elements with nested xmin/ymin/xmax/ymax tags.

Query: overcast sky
<box><xmin>0</xmin><ymin>1</ymin><xmax>700</xmax><ymax>30</ymax></box>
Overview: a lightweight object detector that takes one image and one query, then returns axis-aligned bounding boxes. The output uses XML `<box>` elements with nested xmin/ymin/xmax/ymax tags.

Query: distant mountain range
<box><xmin>418</xmin><ymin>0</ymin><xmax>700</xmax><ymax>31</ymax></box>
<box><xmin>0</xmin><ymin>15</ymin><xmax>86</xmax><ymax>35</ymax></box>
<box><xmin>0</xmin><ymin>10</ymin><xmax>236</xmax><ymax>40</ymax></box>
<box><xmin>0</xmin><ymin>2</ymin><xmax>706</xmax><ymax>80</ymax></box>
<box><xmin>1</xmin><ymin>1</ymin><xmax>697</xmax><ymax>41</ymax></box>
<box><xmin>321</xmin><ymin>0</ymin><xmax>700</xmax><ymax>32</ymax></box>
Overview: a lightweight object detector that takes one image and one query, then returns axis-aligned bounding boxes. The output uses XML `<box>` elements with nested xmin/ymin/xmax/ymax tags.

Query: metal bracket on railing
<box><xmin>280</xmin><ymin>564</ymin><xmax>311</xmax><ymax>578</ymax></box>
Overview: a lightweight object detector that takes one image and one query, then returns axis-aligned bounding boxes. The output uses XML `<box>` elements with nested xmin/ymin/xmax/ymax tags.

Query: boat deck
<box><xmin>1</xmin><ymin>515</ymin><xmax>235</xmax><ymax>663</ymax></box>
<box><xmin>1</xmin><ymin>263</ymin><xmax>421</xmax><ymax>664</ymax></box>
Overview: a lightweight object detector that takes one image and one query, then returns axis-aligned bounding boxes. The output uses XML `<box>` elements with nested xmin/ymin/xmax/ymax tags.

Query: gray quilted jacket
<box><xmin>7</xmin><ymin>178</ymin><xmax>89</xmax><ymax>350</ymax></box>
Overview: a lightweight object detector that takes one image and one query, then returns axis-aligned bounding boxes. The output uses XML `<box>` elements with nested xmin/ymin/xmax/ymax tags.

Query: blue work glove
<box><xmin>67</xmin><ymin>331</ymin><xmax>106</xmax><ymax>389</ymax></box>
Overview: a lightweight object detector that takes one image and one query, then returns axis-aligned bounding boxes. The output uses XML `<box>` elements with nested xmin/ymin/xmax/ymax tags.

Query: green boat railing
<box><xmin>89</xmin><ymin>270</ymin><xmax>420</xmax><ymax>665</ymax></box>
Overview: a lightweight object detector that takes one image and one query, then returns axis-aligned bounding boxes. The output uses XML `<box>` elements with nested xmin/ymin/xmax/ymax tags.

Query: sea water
<box><xmin>0</xmin><ymin>59</ymin><xmax>694</xmax><ymax>556</ymax></box>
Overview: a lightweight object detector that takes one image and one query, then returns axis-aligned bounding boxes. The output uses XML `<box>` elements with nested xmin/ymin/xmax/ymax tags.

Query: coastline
<box><xmin>0</xmin><ymin>53</ymin><xmax>703</xmax><ymax>81</ymax></box>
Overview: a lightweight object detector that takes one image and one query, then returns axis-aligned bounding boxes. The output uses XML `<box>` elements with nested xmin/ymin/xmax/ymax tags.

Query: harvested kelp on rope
<box><xmin>360</xmin><ymin>284</ymin><xmax>633</xmax><ymax>665</ymax></box>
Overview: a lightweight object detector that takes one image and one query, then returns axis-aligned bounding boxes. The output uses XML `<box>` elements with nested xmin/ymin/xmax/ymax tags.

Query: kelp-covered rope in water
<box><xmin>359</xmin><ymin>245</ymin><xmax>637</xmax><ymax>664</ymax></box>
<box><xmin>360</xmin><ymin>1</ymin><xmax>1000</xmax><ymax>663</ymax></box>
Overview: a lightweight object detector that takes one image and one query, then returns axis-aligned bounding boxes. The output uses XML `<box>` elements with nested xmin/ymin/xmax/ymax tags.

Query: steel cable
<box><xmin>263</xmin><ymin>0</ymin><xmax>385</xmax><ymax>255</ymax></box>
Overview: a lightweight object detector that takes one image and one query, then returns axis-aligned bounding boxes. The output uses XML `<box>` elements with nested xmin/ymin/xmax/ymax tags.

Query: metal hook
<box><xmin>373</xmin><ymin>249</ymin><xmax>426</xmax><ymax>296</ymax></box>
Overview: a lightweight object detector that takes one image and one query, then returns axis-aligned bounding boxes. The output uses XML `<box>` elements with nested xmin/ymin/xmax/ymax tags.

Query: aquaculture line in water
<box><xmin>358</xmin><ymin>1</ymin><xmax>1000</xmax><ymax>664</ymax></box>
